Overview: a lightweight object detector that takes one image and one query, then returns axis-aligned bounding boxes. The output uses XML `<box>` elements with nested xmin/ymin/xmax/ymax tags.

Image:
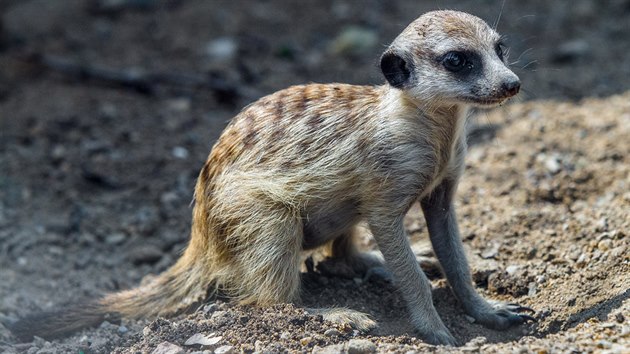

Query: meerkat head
<box><xmin>381</xmin><ymin>10</ymin><xmax>520</xmax><ymax>107</ymax></box>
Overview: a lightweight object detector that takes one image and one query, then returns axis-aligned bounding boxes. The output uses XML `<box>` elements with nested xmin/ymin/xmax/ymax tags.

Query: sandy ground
<box><xmin>0</xmin><ymin>0</ymin><xmax>629</xmax><ymax>353</ymax></box>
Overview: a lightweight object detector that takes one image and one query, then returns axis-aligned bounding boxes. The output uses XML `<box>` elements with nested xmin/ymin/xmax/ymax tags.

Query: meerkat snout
<box><xmin>501</xmin><ymin>78</ymin><xmax>521</xmax><ymax>97</ymax></box>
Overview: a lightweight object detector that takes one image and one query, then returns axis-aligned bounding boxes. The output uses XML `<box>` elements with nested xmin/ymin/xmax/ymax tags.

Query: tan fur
<box><xmin>11</xmin><ymin>11</ymin><xmax>531</xmax><ymax>345</ymax></box>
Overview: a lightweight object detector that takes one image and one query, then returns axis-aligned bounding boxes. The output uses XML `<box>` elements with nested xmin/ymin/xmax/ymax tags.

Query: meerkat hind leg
<box><xmin>303</xmin><ymin>228</ymin><xmax>380</xmax><ymax>332</ymax></box>
<box><xmin>229</xmin><ymin>203</ymin><xmax>304</xmax><ymax>305</ymax></box>
<box><xmin>317</xmin><ymin>228</ymin><xmax>387</xmax><ymax>280</ymax></box>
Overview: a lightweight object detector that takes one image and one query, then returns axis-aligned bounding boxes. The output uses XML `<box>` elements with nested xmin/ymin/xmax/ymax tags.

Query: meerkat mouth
<box><xmin>460</xmin><ymin>96</ymin><xmax>511</xmax><ymax>107</ymax></box>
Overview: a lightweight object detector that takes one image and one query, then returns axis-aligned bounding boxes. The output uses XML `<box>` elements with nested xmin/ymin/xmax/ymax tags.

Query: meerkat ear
<box><xmin>380</xmin><ymin>51</ymin><xmax>410</xmax><ymax>88</ymax></box>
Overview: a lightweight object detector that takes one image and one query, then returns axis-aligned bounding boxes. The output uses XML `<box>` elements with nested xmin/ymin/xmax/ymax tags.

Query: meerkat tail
<box><xmin>9</xmin><ymin>249</ymin><xmax>212</xmax><ymax>342</ymax></box>
<box><xmin>8</xmin><ymin>301</ymin><xmax>119</xmax><ymax>342</ymax></box>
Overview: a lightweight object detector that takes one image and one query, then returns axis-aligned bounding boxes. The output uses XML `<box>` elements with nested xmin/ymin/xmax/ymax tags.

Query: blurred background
<box><xmin>0</xmin><ymin>0</ymin><xmax>629</xmax><ymax>350</ymax></box>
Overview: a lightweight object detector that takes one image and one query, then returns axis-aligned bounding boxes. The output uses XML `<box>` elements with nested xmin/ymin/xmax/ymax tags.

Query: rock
<box><xmin>324</xmin><ymin>328</ymin><xmax>341</xmax><ymax>337</ymax></box>
<box><xmin>105</xmin><ymin>232</ymin><xmax>127</xmax><ymax>245</ymax></box>
<box><xmin>528</xmin><ymin>281</ymin><xmax>537</xmax><ymax>296</ymax></box>
<box><xmin>129</xmin><ymin>244</ymin><xmax>163</xmax><ymax>265</ymax></box>
<box><xmin>313</xmin><ymin>344</ymin><xmax>345</xmax><ymax>354</ymax></box>
<box><xmin>214</xmin><ymin>345</ymin><xmax>235</xmax><ymax>354</ymax></box>
<box><xmin>118</xmin><ymin>325</ymin><xmax>128</xmax><ymax>334</ymax></box>
<box><xmin>166</xmin><ymin>98</ymin><xmax>192</xmax><ymax>113</ymax></box>
<box><xmin>544</xmin><ymin>156</ymin><xmax>562</xmax><ymax>174</ymax></box>
<box><xmin>505</xmin><ymin>265</ymin><xmax>521</xmax><ymax>275</ymax></box>
<box><xmin>610</xmin><ymin>245</ymin><xmax>627</xmax><ymax>258</ymax></box>
<box><xmin>596</xmin><ymin>340</ymin><xmax>612</xmax><ymax>349</ymax></box>
<box><xmin>50</xmin><ymin>145</ymin><xmax>66</xmax><ymax>162</ymax></box>
<box><xmin>171</xmin><ymin>146</ymin><xmax>190</xmax><ymax>159</ymax></box>
<box><xmin>597</xmin><ymin>239</ymin><xmax>612</xmax><ymax>252</ymax></box>
<box><xmin>205</xmin><ymin>37</ymin><xmax>238</xmax><ymax>62</ymax></box>
<box><xmin>99</xmin><ymin>103</ymin><xmax>119</xmax><ymax>120</ymax></box>
<box><xmin>300</xmin><ymin>336</ymin><xmax>313</xmax><ymax>346</ymax></box>
<box><xmin>576</xmin><ymin>253</ymin><xmax>589</xmax><ymax>268</ymax></box>
<box><xmin>329</xmin><ymin>26</ymin><xmax>378</xmax><ymax>57</ymax></box>
<box><xmin>184</xmin><ymin>333</ymin><xmax>221</xmax><ymax>347</ymax></box>
<box><xmin>254</xmin><ymin>340</ymin><xmax>264</xmax><ymax>352</ymax></box>
<box><xmin>142</xmin><ymin>326</ymin><xmax>152</xmax><ymax>337</ymax></box>
<box><xmin>480</xmin><ymin>242</ymin><xmax>500</xmax><ymax>259</ymax></box>
<box><xmin>596</xmin><ymin>217</ymin><xmax>609</xmax><ymax>232</ymax></box>
<box><xmin>152</xmin><ymin>341</ymin><xmax>184</xmax><ymax>354</ymax></box>
<box><xmin>347</xmin><ymin>339</ymin><xmax>377</xmax><ymax>354</ymax></box>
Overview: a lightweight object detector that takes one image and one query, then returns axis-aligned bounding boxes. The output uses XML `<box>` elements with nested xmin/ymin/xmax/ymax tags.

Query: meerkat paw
<box><xmin>307</xmin><ymin>307</ymin><xmax>377</xmax><ymax>332</ymax></box>
<box><xmin>472</xmin><ymin>301</ymin><xmax>536</xmax><ymax>330</ymax></box>
<box><xmin>317</xmin><ymin>251</ymin><xmax>385</xmax><ymax>279</ymax></box>
<box><xmin>415</xmin><ymin>325</ymin><xmax>457</xmax><ymax>346</ymax></box>
<box><xmin>416</xmin><ymin>255</ymin><xmax>443</xmax><ymax>279</ymax></box>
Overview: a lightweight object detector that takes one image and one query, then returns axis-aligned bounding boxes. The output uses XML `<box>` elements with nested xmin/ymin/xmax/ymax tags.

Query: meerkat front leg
<box><xmin>420</xmin><ymin>179</ymin><xmax>536</xmax><ymax>330</ymax></box>
<box><xmin>369</xmin><ymin>216</ymin><xmax>456</xmax><ymax>346</ymax></box>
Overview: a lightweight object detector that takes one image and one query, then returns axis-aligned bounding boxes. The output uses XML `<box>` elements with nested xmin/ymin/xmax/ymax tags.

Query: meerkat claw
<box><xmin>504</xmin><ymin>303</ymin><xmax>536</xmax><ymax>314</ymax></box>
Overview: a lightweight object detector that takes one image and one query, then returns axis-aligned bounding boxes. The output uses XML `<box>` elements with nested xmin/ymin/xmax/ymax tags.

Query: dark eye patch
<box><xmin>442</xmin><ymin>52</ymin><xmax>467</xmax><ymax>72</ymax></box>
<box><xmin>437</xmin><ymin>50</ymin><xmax>481</xmax><ymax>77</ymax></box>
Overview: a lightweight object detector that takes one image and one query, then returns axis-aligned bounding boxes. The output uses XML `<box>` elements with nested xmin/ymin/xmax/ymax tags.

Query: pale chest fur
<box><xmin>373</xmin><ymin>89</ymin><xmax>469</xmax><ymax>203</ymax></box>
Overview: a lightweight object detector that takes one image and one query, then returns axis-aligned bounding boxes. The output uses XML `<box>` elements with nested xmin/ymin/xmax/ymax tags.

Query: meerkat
<box><xmin>10</xmin><ymin>10</ymin><xmax>535</xmax><ymax>346</ymax></box>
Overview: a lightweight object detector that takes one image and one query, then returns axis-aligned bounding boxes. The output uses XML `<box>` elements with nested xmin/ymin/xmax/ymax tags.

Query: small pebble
<box><xmin>166</xmin><ymin>98</ymin><xmax>191</xmax><ymax>112</ymax></box>
<box><xmin>129</xmin><ymin>244</ymin><xmax>163</xmax><ymax>265</ymax></box>
<box><xmin>545</xmin><ymin>156</ymin><xmax>561</xmax><ymax>174</ymax></box>
<box><xmin>597</xmin><ymin>239</ymin><xmax>612</xmax><ymax>251</ymax></box>
<box><xmin>205</xmin><ymin>37</ymin><xmax>238</xmax><ymax>62</ymax></box>
<box><xmin>105</xmin><ymin>232</ymin><xmax>127</xmax><ymax>245</ymax></box>
<box><xmin>142</xmin><ymin>326</ymin><xmax>152</xmax><ymax>337</ymax></box>
<box><xmin>324</xmin><ymin>328</ymin><xmax>341</xmax><ymax>337</ymax></box>
<box><xmin>172</xmin><ymin>146</ymin><xmax>190</xmax><ymax>159</ymax></box>
<box><xmin>152</xmin><ymin>341</ymin><xmax>184</xmax><ymax>354</ymax></box>
<box><xmin>347</xmin><ymin>338</ymin><xmax>376</xmax><ymax>354</ymax></box>
<box><xmin>596</xmin><ymin>340</ymin><xmax>612</xmax><ymax>349</ymax></box>
<box><xmin>313</xmin><ymin>344</ymin><xmax>345</xmax><ymax>354</ymax></box>
<box><xmin>184</xmin><ymin>333</ymin><xmax>221</xmax><ymax>347</ymax></box>
<box><xmin>506</xmin><ymin>265</ymin><xmax>521</xmax><ymax>275</ymax></box>
<box><xmin>254</xmin><ymin>340</ymin><xmax>264</xmax><ymax>352</ymax></box>
<box><xmin>214</xmin><ymin>345</ymin><xmax>234</xmax><ymax>354</ymax></box>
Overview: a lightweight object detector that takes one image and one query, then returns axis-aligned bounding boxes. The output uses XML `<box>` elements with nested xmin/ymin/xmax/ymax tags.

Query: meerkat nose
<box><xmin>501</xmin><ymin>79</ymin><xmax>521</xmax><ymax>97</ymax></box>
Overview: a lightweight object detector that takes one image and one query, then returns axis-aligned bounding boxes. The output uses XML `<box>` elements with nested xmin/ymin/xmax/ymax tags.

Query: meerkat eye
<box><xmin>442</xmin><ymin>51</ymin><xmax>468</xmax><ymax>72</ymax></box>
<box><xmin>495</xmin><ymin>42</ymin><xmax>506</xmax><ymax>61</ymax></box>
